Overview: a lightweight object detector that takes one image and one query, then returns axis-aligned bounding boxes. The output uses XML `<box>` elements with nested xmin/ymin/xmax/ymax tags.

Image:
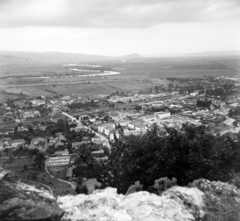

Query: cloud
<box><xmin>0</xmin><ymin>0</ymin><xmax>240</xmax><ymax>28</ymax></box>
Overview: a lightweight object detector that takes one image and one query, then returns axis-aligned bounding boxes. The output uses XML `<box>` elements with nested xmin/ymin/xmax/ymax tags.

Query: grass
<box><xmin>48</xmin><ymin>166</ymin><xmax>67</xmax><ymax>180</ymax></box>
<box><xmin>0</xmin><ymin>157</ymin><xmax>33</xmax><ymax>170</ymax></box>
<box><xmin>3</xmin><ymin>80</ymin><xmax>154</xmax><ymax>97</ymax></box>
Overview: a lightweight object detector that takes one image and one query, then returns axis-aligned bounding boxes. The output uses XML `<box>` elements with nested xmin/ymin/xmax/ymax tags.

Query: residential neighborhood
<box><xmin>1</xmin><ymin>75</ymin><xmax>240</xmax><ymax>196</ymax></box>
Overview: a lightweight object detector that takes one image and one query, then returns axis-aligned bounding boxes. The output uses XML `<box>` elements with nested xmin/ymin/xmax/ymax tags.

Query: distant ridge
<box><xmin>0</xmin><ymin>50</ymin><xmax>142</xmax><ymax>65</ymax></box>
<box><xmin>185</xmin><ymin>50</ymin><xmax>240</xmax><ymax>57</ymax></box>
<box><xmin>0</xmin><ymin>50</ymin><xmax>239</xmax><ymax>65</ymax></box>
<box><xmin>147</xmin><ymin>50</ymin><xmax>240</xmax><ymax>58</ymax></box>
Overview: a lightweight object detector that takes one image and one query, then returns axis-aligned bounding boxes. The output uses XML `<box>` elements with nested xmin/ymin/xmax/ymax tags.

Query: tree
<box><xmin>76</xmin><ymin>184</ymin><xmax>88</xmax><ymax>194</ymax></box>
<box><xmin>28</xmin><ymin>125</ymin><xmax>34</xmax><ymax>134</ymax></box>
<box><xmin>103</xmin><ymin>115</ymin><xmax>110</xmax><ymax>122</ymax></box>
<box><xmin>34</xmin><ymin>152</ymin><xmax>46</xmax><ymax>169</ymax></box>
<box><xmin>96</xmin><ymin>124</ymin><xmax>240</xmax><ymax>194</ymax></box>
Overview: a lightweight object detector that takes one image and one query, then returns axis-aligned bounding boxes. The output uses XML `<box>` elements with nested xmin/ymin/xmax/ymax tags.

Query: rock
<box><xmin>163</xmin><ymin>186</ymin><xmax>205</xmax><ymax>220</ymax></box>
<box><xmin>2</xmin><ymin>166</ymin><xmax>240</xmax><ymax>221</ymax></box>
<box><xmin>57</xmin><ymin>179</ymin><xmax>240</xmax><ymax>221</ymax></box>
<box><xmin>57</xmin><ymin>187</ymin><xmax>205</xmax><ymax>221</ymax></box>
<box><xmin>191</xmin><ymin>179</ymin><xmax>240</xmax><ymax>220</ymax></box>
<box><xmin>0</xmin><ymin>167</ymin><xmax>64</xmax><ymax>221</ymax></box>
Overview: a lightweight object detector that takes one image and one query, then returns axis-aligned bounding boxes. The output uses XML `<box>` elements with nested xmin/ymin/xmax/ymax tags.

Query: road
<box><xmin>27</xmin><ymin>180</ymin><xmax>53</xmax><ymax>195</ymax></box>
<box><xmin>47</xmin><ymin>99</ymin><xmax>111</xmax><ymax>149</ymax></box>
<box><xmin>44</xmin><ymin>164</ymin><xmax>76</xmax><ymax>189</ymax></box>
<box><xmin>61</xmin><ymin>111</ymin><xmax>111</xmax><ymax>149</ymax></box>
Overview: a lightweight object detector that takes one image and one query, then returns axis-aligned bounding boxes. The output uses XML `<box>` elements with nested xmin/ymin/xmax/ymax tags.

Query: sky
<box><xmin>0</xmin><ymin>0</ymin><xmax>240</xmax><ymax>56</ymax></box>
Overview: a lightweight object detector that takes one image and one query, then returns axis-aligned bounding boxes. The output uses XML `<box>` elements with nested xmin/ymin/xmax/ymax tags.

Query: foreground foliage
<box><xmin>96</xmin><ymin>124</ymin><xmax>240</xmax><ymax>194</ymax></box>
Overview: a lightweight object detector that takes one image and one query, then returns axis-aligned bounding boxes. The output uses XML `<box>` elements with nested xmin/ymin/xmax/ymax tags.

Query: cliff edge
<box><xmin>1</xmin><ymin>167</ymin><xmax>240</xmax><ymax>221</ymax></box>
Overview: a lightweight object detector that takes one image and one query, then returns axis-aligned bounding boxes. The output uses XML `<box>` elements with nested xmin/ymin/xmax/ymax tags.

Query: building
<box><xmin>104</xmin><ymin>126</ymin><xmax>114</xmax><ymax>136</ymax></box>
<box><xmin>91</xmin><ymin>136</ymin><xmax>101</xmax><ymax>142</ymax></box>
<box><xmin>135</xmin><ymin>124</ymin><xmax>148</xmax><ymax>132</ymax></box>
<box><xmin>128</xmin><ymin>119</ymin><xmax>144</xmax><ymax>130</ymax></box>
<box><xmin>93</xmin><ymin>156</ymin><xmax>108</xmax><ymax>164</ymax></box>
<box><xmin>155</xmin><ymin>111</ymin><xmax>171</xmax><ymax>119</ymax></box>
<box><xmin>46</xmin><ymin>155</ymin><xmax>70</xmax><ymax>167</ymax></box>
<box><xmin>55</xmin><ymin>149</ymin><xmax>69</xmax><ymax>156</ymax></box>
<box><xmin>115</xmin><ymin>130</ymin><xmax>120</xmax><ymax>139</ymax></box>
<box><xmin>190</xmin><ymin>91</ymin><xmax>198</xmax><ymax>97</ymax></box>
<box><xmin>30</xmin><ymin>99</ymin><xmax>45</xmax><ymax>106</ymax></box>
<box><xmin>118</xmin><ymin>119</ymin><xmax>131</xmax><ymax>127</ymax></box>
<box><xmin>21</xmin><ymin>111</ymin><xmax>41</xmax><ymax>119</ymax></box>
<box><xmin>54</xmin><ymin>141</ymin><xmax>65</xmax><ymax>148</ymax></box>
<box><xmin>109</xmin><ymin>131</ymin><xmax>115</xmax><ymax>141</ymax></box>
<box><xmin>11</xmin><ymin>139</ymin><xmax>25</xmax><ymax>148</ymax></box>
<box><xmin>65</xmin><ymin>167</ymin><xmax>73</xmax><ymax>179</ymax></box>
<box><xmin>49</xmin><ymin>137</ymin><xmax>58</xmax><ymax>145</ymax></box>
<box><xmin>98</xmin><ymin>123</ymin><xmax>115</xmax><ymax>133</ymax></box>
<box><xmin>1</xmin><ymin>138</ymin><xmax>11</xmax><ymax>146</ymax></box>
<box><xmin>109</xmin><ymin>111</ymin><xmax>122</xmax><ymax>122</ymax></box>
<box><xmin>143</xmin><ymin>115</ymin><xmax>157</xmax><ymax>122</ymax></box>
<box><xmin>72</xmin><ymin>142</ymin><xmax>82</xmax><ymax>149</ymax></box>
<box><xmin>31</xmin><ymin>137</ymin><xmax>46</xmax><ymax>146</ymax></box>
<box><xmin>91</xmin><ymin>149</ymin><xmax>105</xmax><ymax>158</ymax></box>
<box><xmin>123</xmin><ymin>129</ymin><xmax>143</xmax><ymax>136</ymax></box>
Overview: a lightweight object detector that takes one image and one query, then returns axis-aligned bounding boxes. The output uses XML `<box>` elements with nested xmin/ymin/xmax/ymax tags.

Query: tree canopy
<box><xmin>96</xmin><ymin>124</ymin><xmax>240</xmax><ymax>194</ymax></box>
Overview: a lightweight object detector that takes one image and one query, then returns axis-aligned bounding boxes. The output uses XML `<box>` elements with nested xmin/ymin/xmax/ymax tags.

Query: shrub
<box><xmin>76</xmin><ymin>184</ymin><xmax>88</xmax><ymax>195</ymax></box>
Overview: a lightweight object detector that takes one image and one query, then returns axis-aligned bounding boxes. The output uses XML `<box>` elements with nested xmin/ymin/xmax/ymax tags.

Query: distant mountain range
<box><xmin>0</xmin><ymin>51</ymin><xmax>142</xmax><ymax>65</ymax></box>
<box><xmin>0</xmin><ymin>50</ymin><xmax>239</xmax><ymax>65</ymax></box>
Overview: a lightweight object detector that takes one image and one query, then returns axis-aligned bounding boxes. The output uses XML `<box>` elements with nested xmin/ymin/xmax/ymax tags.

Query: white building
<box><xmin>55</xmin><ymin>149</ymin><xmax>69</xmax><ymax>156</ymax></box>
<box><xmin>123</xmin><ymin>129</ymin><xmax>143</xmax><ymax>136</ymax></box>
<box><xmin>190</xmin><ymin>91</ymin><xmax>198</xmax><ymax>97</ymax></box>
<box><xmin>98</xmin><ymin>123</ymin><xmax>115</xmax><ymax>133</ymax></box>
<box><xmin>104</xmin><ymin>126</ymin><xmax>114</xmax><ymax>136</ymax></box>
<box><xmin>155</xmin><ymin>111</ymin><xmax>171</xmax><ymax>119</ymax></box>
<box><xmin>30</xmin><ymin>100</ymin><xmax>45</xmax><ymax>106</ymax></box>
<box><xmin>46</xmin><ymin>156</ymin><xmax>70</xmax><ymax>167</ymax></box>
<box><xmin>91</xmin><ymin>136</ymin><xmax>102</xmax><ymax>142</ymax></box>
<box><xmin>143</xmin><ymin>115</ymin><xmax>157</xmax><ymax>122</ymax></box>
<box><xmin>118</xmin><ymin>119</ymin><xmax>131</xmax><ymax>127</ymax></box>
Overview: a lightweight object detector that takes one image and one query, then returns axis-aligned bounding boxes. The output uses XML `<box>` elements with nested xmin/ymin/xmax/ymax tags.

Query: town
<box><xmin>1</xmin><ymin>75</ymin><xmax>240</xmax><ymax>196</ymax></box>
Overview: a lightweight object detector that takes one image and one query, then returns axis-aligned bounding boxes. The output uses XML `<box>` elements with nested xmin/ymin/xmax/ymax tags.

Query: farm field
<box><xmin>0</xmin><ymin>80</ymin><xmax>155</xmax><ymax>97</ymax></box>
<box><xmin>0</xmin><ymin>92</ymin><xmax>29</xmax><ymax>103</ymax></box>
<box><xmin>121</xmin><ymin>69</ymin><xmax>238</xmax><ymax>79</ymax></box>
<box><xmin>0</xmin><ymin>55</ymin><xmax>239</xmax><ymax>98</ymax></box>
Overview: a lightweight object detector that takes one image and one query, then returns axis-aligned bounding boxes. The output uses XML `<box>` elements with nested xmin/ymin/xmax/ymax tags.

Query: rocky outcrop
<box><xmin>1</xmin><ymin>166</ymin><xmax>240</xmax><ymax>221</ymax></box>
<box><xmin>0</xmin><ymin>168</ymin><xmax>64</xmax><ymax>221</ymax></box>
<box><xmin>57</xmin><ymin>179</ymin><xmax>240</xmax><ymax>221</ymax></box>
<box><xmin>57</xmin><ymin>186</ymin><xmax>205</xmax><ymax>221</ymax></box>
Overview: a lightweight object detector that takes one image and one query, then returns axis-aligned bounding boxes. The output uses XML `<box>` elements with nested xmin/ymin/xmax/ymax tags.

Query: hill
<box><xmin>0</xmin><ymin>51</ymin><xmax>142</xmax><ymax>65</ymax></box>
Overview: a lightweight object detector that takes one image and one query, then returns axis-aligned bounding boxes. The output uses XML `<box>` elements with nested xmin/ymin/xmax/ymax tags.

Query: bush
<box><xmin>76</xmin><ymin>184</ymin><xmax>88</xmax><ymax>195</ymax></box>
